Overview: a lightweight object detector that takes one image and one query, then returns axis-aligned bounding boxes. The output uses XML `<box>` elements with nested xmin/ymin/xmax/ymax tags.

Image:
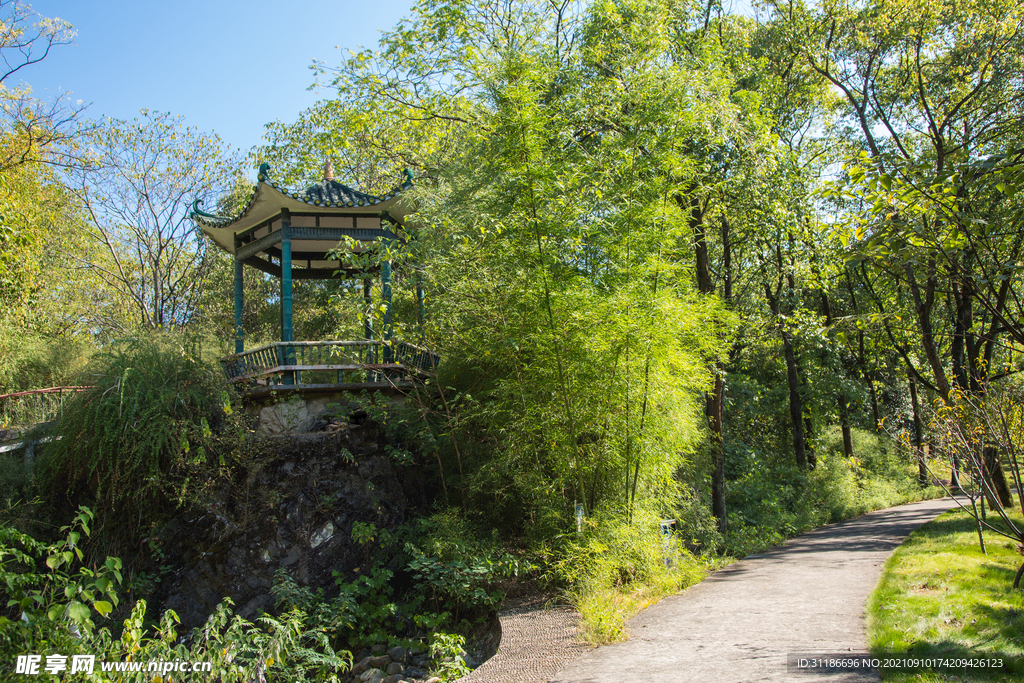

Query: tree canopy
<box><xmin>5</xmin><ymin>0</ymin><xmax>1024</xmax><ymax>550</ymax></box>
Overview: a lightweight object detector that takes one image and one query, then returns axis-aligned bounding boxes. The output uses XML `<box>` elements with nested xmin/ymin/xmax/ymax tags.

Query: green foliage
<box><xmin>329</xmin><ymin>509</ymin><xmax>524</xmax><ymax>650</ymax></box>
<box><xmin>332</xmin><ymin>567</ymin><xmax>403</xmax><ymax>649</ymax></box>
<box><xmin>350</xmin><ymin>520</ymin><xmax>391</xmax><ymax>547</ymax></box>
<box><xmin>545</xmin><ymin>509</ymin><xmax>706</xmax><ymax>643</ymax></box>
<box><xmin>808</xmin><ymin>428</ymin><xmax>924</xmax><ymax>519</ymax></box>
<box><xmin>405</xmin><ymin>544</ymin><xmax>520</xmax><ymax>619</ymax></box>
<box><xmin>0</xmin><ymin>507</ymin><xmax>121</xmax><ymax>651</ymax></box>
<box><xmin>0</xmin><ymin>137</ymin><xmax>98</xmax><ymax>333</ymax></box>
<box><xmin>4</xmin><ymin>0</ymin><xmax>1007</xmax><ymax>664</ymax></box>
<box><xmin>0</xmin><ymin>157</ymin><xmax>100</xmax><ymax>397</ymax></box>
<box><xmin>428</xmin><ymin>631</ymin><xmax>471</xmax><ymax>682</ymax></box>
<box><xmin>723</xmin><ymin>430</ymin><xmax>940</xmax><ymax>557</ymax></box>
<box><xmin>0</xmin><ymin>510</ymin><xmax>351</xmax><ymax>682</ymax></box>
<box><xmin>36</xmin><ymin>334</ymin><xmax>243</xmax><ymax>541</ymax></box>
<box><xmin>261</xmin><ymin>0</ymin><xmax>751</xmax><ymax>539</ymax></box>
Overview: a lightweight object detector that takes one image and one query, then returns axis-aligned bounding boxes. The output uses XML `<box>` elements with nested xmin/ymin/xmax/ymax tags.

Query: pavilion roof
<box><xmin>192</xmin><ymin>167</ymin><xmax>414</xmax><ymax>254</ymax></box>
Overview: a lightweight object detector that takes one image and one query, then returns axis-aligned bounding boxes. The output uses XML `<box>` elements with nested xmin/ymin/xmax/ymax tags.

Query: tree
<box><xmin>67</xmin><ymin>111</ymin><xmax>238</xmax><ymax>333</ymax></box>
<box><xmin>273</xmin><ymin>0</ymin><xmax>745</xmax><ymax>528</ymax></box>
<box><xmin>0</xmin><ymin>157</ymin><xmax>100</xmax><ymax>392</ymax></box>
<box><xmin>772</xmin><ymin>0</ymin><xmax>1024</xmax><ymax>397</ymax></box>
<box><xmin>0</xmin><ymin>0</ymin><xmax>83</xmax><ymax>310</ymax></box>
<box><xmin>768</xmin><ymin>0</ymin><xmax>1024</xmax><ymax>507</ymax></box>
<box><xmin>0</xmin><ymin>2</ymin><xmax>100</xmax><ymax>391</ymax></box>
<box><xmin>0</xmin><ymin>0</ymin><xmax>83</xmax><ymax>172</ymax></box>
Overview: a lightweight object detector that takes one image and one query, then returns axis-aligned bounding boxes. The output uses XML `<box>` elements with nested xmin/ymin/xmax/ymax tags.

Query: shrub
<box><xmin>0</xmin><ymin>321</ymin><xmax>92</xmax><ymax>395</ymax></box>
<box><xmin>329</xmin><ymin>509</ymin><xmax>525</xmax><ymax>650</ymax></box>
<box><xmin>0</xmin><ymin>509</ymin><xmax>351</xmax><ymax>682</ymax></box>
<box><xmin>0</xmin><ymin>507</ymin><xmax>121</xmax><ymax>656</ymax></box>
<box><xmin>722</xmin><ymin>427</ymin><xmax>938</xmax><ymax>557</ymax></box>
<box><xmin>546</xmin><ymin>509</ymin><xmax>706</xmax><ymax>643</ymax></box>
<box><xmin>429</xmin><ymin>631</ymin><xmax>471</xmax><ymax>682</ymax></box>
<box><xmin>36</xmin><ymin>334</ymin><xmax>243</xmax><ymax>543</ymax></box>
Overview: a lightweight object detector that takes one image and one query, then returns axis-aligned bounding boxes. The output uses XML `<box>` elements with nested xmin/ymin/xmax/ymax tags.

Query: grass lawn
<box><xmin>867</xmin><ymin>503</ymin><xmax>1024</xmax><ymax>682</ymax></box>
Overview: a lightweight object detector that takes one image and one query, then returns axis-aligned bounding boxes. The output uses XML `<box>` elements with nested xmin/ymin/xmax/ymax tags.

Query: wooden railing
<box><xmin>0</xmin><ymin>386</ymin><xmax>92</xmax><ymax>430</ymax></box>
<box><xmin>220</xmin><ymin>340</ymin><xmax>439</xmax><ymax>387</ymax></box>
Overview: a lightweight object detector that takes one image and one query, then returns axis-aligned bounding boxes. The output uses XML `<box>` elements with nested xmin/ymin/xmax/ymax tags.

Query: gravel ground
<box><xmin>457</xmin><ymin>595</ymin><xmax>592</xmax><ymax>683</ymax></box>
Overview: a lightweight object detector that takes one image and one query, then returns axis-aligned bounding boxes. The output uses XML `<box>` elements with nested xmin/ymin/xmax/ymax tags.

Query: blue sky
<box><xmin>24</xmin><ymin>1</ymin><xmax>415</xmax><ymax>154</ymax></box>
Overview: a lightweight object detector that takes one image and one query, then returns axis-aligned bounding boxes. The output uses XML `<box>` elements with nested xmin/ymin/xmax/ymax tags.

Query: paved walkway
<box><xmin>549</xmin><ymin>497</ymin><xmax>957</xmax><ymax>683</ymax></box>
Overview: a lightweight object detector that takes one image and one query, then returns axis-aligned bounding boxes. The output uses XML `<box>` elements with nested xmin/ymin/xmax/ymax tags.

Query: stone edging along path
<box><xmin>460</xmin><ymin>497</ymin><xmax>957</xmax><ymax>683</ymax></box>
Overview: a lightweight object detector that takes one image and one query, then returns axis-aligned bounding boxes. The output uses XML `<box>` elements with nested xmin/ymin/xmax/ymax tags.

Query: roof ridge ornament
<box><xmin>190</xmin><ymin>198</ymin><xmax>223</xmax><ymax>220</ymax></box>
<box><xmin>258</xmin><ymin>162</ymin><xmax>270</xmax><ymax>182</ymax></box>
<box><xmin>324</xmin><ymin>158</ymin><xmax>335</xmax><ymax>182</ymax></box>
<box><xmin>403</xmin><ymin>167</ymin><xmax>414</xmax><ymax>184</ymax></box>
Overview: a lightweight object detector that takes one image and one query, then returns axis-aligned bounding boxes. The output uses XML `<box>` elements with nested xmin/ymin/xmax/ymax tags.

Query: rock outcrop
<box><xmin>153</xmin><ymin>411</ymin><xmax>429</xmax><ymax>629</ymax></box>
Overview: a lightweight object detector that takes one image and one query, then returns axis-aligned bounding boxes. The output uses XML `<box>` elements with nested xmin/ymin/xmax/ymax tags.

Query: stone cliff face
<box><xmin>152</xmin><ymin>414</ymin><xmax>430</xmax><ymax>629</ymax></box>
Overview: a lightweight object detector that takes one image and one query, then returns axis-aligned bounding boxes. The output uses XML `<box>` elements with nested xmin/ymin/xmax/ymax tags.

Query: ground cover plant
<box><xmin>545</xmin><ymin>509</ymin><xmax>712</xmax><ymax>644</ymax></box>
<box><xmin>867</xmin><ymin>507</ymin><xmax>1024</xmax><ymax>682</ymax></box>
<box><xmin>0</xmin><ymin>508</ymin><xmax>353</xmax><ymax>682</ymax></box>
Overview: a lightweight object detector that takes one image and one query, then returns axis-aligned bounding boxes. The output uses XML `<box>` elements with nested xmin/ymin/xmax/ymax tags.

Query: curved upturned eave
<box><xmin>193</xmin><ymin>179</ymin><xmax>415</xmax><ymax>255</ymax></box>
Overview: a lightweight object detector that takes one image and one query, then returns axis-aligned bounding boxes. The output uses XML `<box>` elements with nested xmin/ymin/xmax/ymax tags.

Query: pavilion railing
<box><xmin>0</xmin><ymin>386</ymin><xmax>93</xmax><ymax>431</ymax></box>
<box><xmin>220</xmin><ymin>340</ymin><xmax>439</xmax><ymax>387</ymax></box>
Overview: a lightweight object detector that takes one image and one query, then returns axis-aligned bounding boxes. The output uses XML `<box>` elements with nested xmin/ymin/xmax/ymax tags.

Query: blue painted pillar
<box><xmin>416</xmin><ymin>269</ymin><xmax>425</xmax><ymax>340</ymax></box>
<box><xmin>233</xmin><ymin>259</ymin><xmax>244</xmax><ymax>354</ymax></box>
<box><xmin>381</xmin><ymin>257</ymin><xmax>393</xmax><ymax>363</ymax></box>
<box><xmin>280</xmin><ymin>210</ymin><xmax>295</xmax><ymax>384</ymax></box>
<box><xmin>363</xmin><ymin>277</ymin><xmax>375</xmax><ymax>380</ymax></box>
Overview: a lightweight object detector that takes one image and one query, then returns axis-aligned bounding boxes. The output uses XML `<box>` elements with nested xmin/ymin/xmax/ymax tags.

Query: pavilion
<box><xmin>191</xmin><ymin>162</ymin><xmax>436</xmax><ymax>396</ymax></box>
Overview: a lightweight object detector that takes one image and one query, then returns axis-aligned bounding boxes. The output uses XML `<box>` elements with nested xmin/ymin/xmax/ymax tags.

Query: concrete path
<box><xmin>549</xmin><ymin>497</ymin><xmax>958</xmax><ymax>683</ymax></box>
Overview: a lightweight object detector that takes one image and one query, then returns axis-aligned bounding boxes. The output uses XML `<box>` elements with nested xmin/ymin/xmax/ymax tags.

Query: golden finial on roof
<box><xmin>324</xmin><ymin>158</ymin><xmax>335</xmax><ymax>182</ymax></box>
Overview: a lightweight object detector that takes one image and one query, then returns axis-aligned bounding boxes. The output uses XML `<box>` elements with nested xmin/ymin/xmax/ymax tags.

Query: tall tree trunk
<box><xmin>764</xmin><ymin>255</ymin><xmax>809</xmax><ymax>470</ymax></box>
<box><xmin>707</xmin><ymin>372</ymin><xmax>726</xmax><ymax>531</ymax></box>
<box><xmin>909</xmin><ymin>375</ymin><xmax>927</xmax><ymax>487</ymax></box>
<box><xmin>722</xmin><ymin>215</ymin><xmax>733</xmax><ymax>303</ymax></box>
<box><xmin>782</xmin><ymin>329</ymin><xmax>809</xmax><ymax>469</ymax></box>
<box><xmin>951</xmin><ymin>284</ymin><xmax>972</xmax><ymax>392</ymax></box>
<box><xmin>787</xmin><ymin>237</ymin><xmax>812</xmax><ymax>469</ymax></box>
<box><xmin>838</xmin><ymin>394</ymin><xmax>854</xmax><ymax>459</ymax></box>
<box><xmin>688</xmin><ymin>193</ymin><xmax>713</xmax><ymax>293</ymax></box>
<box><xmin>982</xmin><ymin>445</ymin><xmax>1015</xmax><ymax>508</ymax></box>
<box><xmin>867</xmin><ymin>369</ymin><xmax>881</xmax><ymax>431</ymax></box>
<box><xmin>906</xmin><ymin>259</ymin><xmax>952</xmax><ymax>400</ymax></box>
<box><xmin>804</xmin><ymin>415</ymin><xmax>816</xmax><ymax>469</ymax></box>
<box><xmin>682</xmin><ymin>191</ymin><xmax>727</xmax><ymax>530</ymax></box>
<box><xmin>845</xmin><ymin>271</ymin><xmax>881</xmax><ymax>431</ymax></box>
